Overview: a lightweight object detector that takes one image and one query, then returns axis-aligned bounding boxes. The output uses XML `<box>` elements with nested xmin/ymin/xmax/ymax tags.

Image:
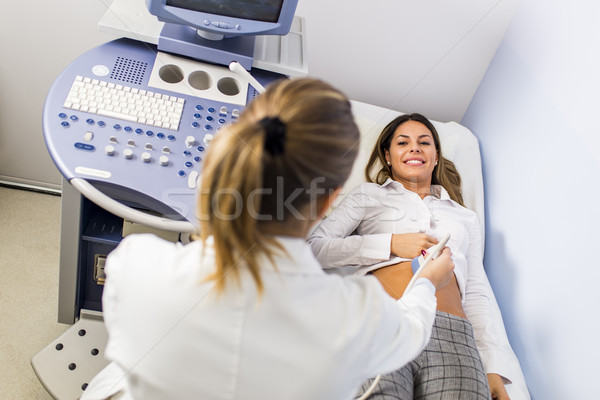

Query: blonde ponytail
<box><xmin>198</xmin><ymin>78</ymin><xmax>359</xmax><ymax>294</ymax></box>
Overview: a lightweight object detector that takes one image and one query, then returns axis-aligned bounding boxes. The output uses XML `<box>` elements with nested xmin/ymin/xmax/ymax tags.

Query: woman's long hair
<box><xmin>198</xmin><ymin>78</ymin><xmax>360</xmax><ymax>293</ymax></box>
<box><xmin>364</xmin><ymin>113</ymin><xmax>464</xmax><ymax>206</ymax></box>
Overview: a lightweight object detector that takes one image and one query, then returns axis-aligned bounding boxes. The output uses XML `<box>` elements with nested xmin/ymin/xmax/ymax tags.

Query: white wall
<box><xmin>295</xmin><ymin>0</ymin><xmax>519</xmax><ymax>122</ymax></box>
<box><xmin>461</xmin><ymin>0</ymin><xmax>600</xmax><ymax>398</ymax></box>
<box><xmin>0</xmin><ymin>0</ymin><xmax>115</xmax><ymax>190</ymax></box>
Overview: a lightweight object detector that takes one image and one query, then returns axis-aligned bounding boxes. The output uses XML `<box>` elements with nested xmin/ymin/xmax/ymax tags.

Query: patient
<box><xmin>308</xmin><ymin>113</ymin><xmax>524</xmax><ymax>399</ymax></box>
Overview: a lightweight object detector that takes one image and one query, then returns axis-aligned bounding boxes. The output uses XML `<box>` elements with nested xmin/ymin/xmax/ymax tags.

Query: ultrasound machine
<box><xmin>32</xmin><ymin>1</ymin><xmax>306</xmax><ymax>398</ymax></box>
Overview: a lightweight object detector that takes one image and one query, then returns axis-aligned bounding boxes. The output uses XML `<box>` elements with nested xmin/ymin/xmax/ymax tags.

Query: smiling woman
<box><xmin>308</xmin><ymin>113</ymin><xmax>519</xmax><ymax>399</ymax></box>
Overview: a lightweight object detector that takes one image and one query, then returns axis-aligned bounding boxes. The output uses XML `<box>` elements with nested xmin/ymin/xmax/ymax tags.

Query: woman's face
<box><xmin>385</xmin><ymin>120</ymin><xmax>438</xmax><ymax>186</ymax></box>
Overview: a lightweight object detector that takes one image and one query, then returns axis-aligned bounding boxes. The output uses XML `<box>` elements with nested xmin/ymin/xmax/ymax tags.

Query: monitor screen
<box><xmin>148</xmin><ymin>0</ymin><xmax>298</xmax><ymax>38</ymax></box>
<box><xmin>166</xmin><ymin>0</ymin><xmax>284</xmax><ymax>23</ymax></box>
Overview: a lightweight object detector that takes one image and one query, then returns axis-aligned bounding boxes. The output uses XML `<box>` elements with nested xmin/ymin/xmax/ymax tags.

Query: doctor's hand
<box><xmin>418</xmin><ymin>248</ymin><xmax>454</xmax><ymax>292</ymax></box>
<box><xmin>390</xmin><ymin>233</ymin><xmax>438</xmax><ymax>259</ymax></box>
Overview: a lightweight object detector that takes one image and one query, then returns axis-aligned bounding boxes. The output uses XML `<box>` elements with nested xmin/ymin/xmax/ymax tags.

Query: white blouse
<box><xmin>308</xmin><ymin>179</ymin><xmax>522</xmax><ymax>388</ymax></box>
<box><xmin>82</xmin><ymin>233</ymin><xmax>438</xmax><ymax>400</ymax></box>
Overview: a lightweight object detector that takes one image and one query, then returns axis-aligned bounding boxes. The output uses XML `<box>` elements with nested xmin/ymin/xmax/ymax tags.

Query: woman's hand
<box><xmin>390</xmin><ymin>233</ymin><xmax>438</xmax><ymax>259</ymax></box>
<box><xmin>418</xmin><ymin>247</ymin><xmax>454</xmax><ymax>291</ymax></box>
<box><xmin>487</xmin><ymin>373</ymin><xmax>510</xmax><ymax>400</ymax></box>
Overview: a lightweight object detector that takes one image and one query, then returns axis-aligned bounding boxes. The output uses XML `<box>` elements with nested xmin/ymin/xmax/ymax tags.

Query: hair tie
<box><xmin>259</xmin><ymin>117</ymin><xmax>286</xmax><ymax>156</ymax></box>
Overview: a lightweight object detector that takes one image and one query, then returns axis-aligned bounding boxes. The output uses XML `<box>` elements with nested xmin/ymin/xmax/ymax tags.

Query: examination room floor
<box><xmin>0</xmin><ymin>186</ymin><xmax>68</xmax><ymax>398</ymax></box>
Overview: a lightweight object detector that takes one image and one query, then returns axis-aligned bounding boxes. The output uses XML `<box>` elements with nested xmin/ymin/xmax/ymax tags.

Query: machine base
<box><xmin>31</xmin><ymin>310</ymin><xmax>110</xmax><ymax>400</ymax></box>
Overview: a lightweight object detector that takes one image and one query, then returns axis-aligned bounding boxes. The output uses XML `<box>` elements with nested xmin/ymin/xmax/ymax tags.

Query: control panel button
<box><xmin>188</xmin><ymin>171</ymin><xmax>199</xmax><ymax>189</ymax></box>
<box><xmin>83</xmin><ymin>131</ymin><xmax>94</xmax><ymax>141</ymax></box>
<box><xmin>109</xmin><ymin>136</ymin><xmax>118</xmax><ymax>144</ymax></box>
<box><xmin>74</xmin><ymin>142</ymin><xmax>95</xmax><ymax>151</ymax></box>
<box><xmin>105</xmin><ymin>145</ymin><xmax>115</xmax><ymax>156</ymax></box>
<box><xmin>123</xmin><ymin>148</ymin><xmax>133</xmax><ymax>159</ymax></box>
<box><xmin>203</xmin><ymin>134</ymin><xmax>214</xmax><ymax>144</ymax></box>
<box><xmin>145</xmin><ymin>143</ymin><xmax>153</xmax><ymax>151</ymax></box>
<box><xmin>127</xmin><ymin>139</ymin><xmax>135</xmax><ymax>147</ymax></box>
<box><xmin>185</xmin><ymin>136</ymin><xmax>197</xmax><ymax>147</ymax></box>
<box><xmin>141</xmin><ymin>152</ymin><xmax>151</xmax><ymax>163</ymax></box>
<box><xmin>159</xmin><ymin>155</ymin><xmax>169</xmax><ymax>166</ymax></box>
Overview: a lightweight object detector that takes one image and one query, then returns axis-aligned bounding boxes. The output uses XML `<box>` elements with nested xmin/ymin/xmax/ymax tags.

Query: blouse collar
<box><xmin>380</xmin><ymin>178</ymin><xmax>451</xmax><ymax>201</ymax></box>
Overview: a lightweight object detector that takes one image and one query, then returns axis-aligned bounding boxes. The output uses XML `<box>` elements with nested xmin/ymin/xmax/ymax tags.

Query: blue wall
<box><xmin>462</xmin><ymin>1</ymin><xmax>600</xmax><ymax>398</ymax></box>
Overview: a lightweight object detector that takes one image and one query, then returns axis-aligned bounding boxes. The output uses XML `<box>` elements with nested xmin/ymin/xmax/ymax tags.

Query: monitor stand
<box><xmin>158</xmin><ymin>22</ymin><xmax>255</xmax><ymax>70</ymax></box>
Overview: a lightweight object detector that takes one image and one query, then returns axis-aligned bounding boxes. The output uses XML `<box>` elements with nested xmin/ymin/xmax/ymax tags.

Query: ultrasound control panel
<box><xmin>43</xmin><ymin>38</ymin><xmax>282</xmax><ymax>225</ymax></box>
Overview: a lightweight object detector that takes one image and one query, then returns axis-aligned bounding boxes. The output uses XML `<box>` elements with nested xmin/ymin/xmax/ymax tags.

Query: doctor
<box><xmin>81</xmin><ymin>78</ymin><xmax>455</xmax><ymax>400</ymax></box>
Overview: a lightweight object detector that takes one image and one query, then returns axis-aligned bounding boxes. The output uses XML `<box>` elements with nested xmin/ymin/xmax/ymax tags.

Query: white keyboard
<box><xmin>63</xmin><ymin>76</ymin><xmax>185</xmax><ymax>131</ymax></box>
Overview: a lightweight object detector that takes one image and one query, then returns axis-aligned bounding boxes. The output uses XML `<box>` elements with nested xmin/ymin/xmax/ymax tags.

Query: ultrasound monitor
<box><xmin>148</xmin><ymin>0</ymin><xmax>298</xmax><ymax>39</ymax></box>
<box><xmin>147</xmin><ymin>0</ymin><xmax>299</xmax><ymax>68</ymax></box>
